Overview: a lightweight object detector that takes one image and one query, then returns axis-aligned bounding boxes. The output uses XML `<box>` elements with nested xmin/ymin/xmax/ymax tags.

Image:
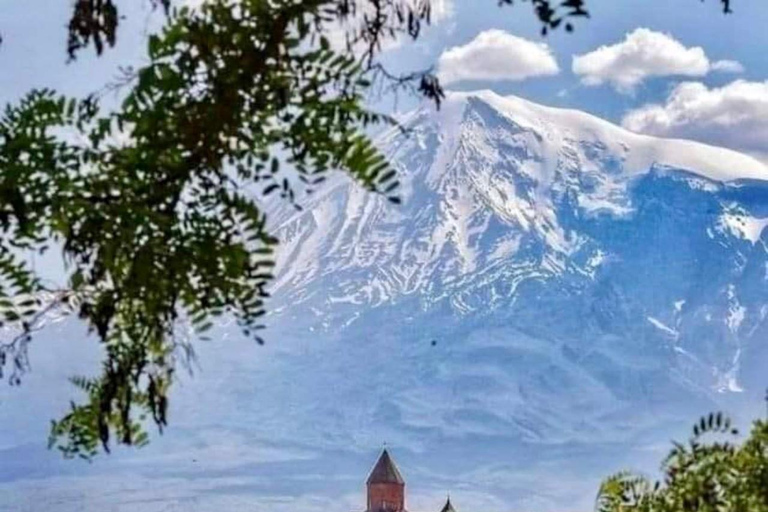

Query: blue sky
<box><xmin>1</xmin><ymin>0</ymin><xmax>766</xmax><ymax>156</ymax></box>
<box><xmin>0</xmin><ymin>1</ymin><xmax>767</xmax><ymax>511</ymax></box>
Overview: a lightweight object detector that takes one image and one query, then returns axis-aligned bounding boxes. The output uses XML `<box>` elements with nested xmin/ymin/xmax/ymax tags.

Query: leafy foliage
<box><xmin>2</xmin><ymin>0</ymin><xmax>403</xmax><ymax>458</ymax></box>
<box><xmin>596</xmin><ymin>412</ymin><xmax>768</xmax><ymax>512</ymax></box>
<box><xmin>66</xmin><ymin>0</ymin><xmax>171</xmax><ymax>59</ymax></box>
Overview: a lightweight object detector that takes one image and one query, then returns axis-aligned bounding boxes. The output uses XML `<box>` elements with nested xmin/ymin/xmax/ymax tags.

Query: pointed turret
<box><xmin>440</xmin><ymin>497</ymin><xmax>457</xmax><ymax>512</ymax></box>
<box><xmin>366</xmin><ymin>449</ymin><xmax>406</xmax><ymax>512</ymax></box>
<box><xmin>367</xmin><ymin>449</ymin><xmax>405</xmax><ymax>485</ymax></box>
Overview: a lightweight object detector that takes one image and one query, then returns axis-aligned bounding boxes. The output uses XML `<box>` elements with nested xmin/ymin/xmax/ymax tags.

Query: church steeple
<box><xmin>366</xmin><ymin>449</ymin><xmax>406</xmax><ymax>512</ymax></box>
<box><xmin>367</xmin><ymin>449</ymin><xmax>405</xmax><ymax>485</ymax></box>
<box><xmin>440</xmin><ymin>497</ymin><xmax>457</xmax><ymax>512</ymax></box>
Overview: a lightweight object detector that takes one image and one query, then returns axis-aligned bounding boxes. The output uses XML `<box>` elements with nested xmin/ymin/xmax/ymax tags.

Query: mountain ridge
<box><xmin>415</xmin><ymin>90</ymin><xmax>768</xmax><ymax>182</ymax></box>
<box><xmin>257</xmin><ymin>89</ymin><xmax>768</xmax><ymax>509</ymax></box>
<box><xmin>271</xmin><ymin>91</ymin><xmax>768</xmax><ymax>314</ymax></box>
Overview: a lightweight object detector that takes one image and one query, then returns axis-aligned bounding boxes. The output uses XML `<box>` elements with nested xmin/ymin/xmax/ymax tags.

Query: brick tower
<box><xmin>366</xmin><ymin>449</ymin><xmax>406</xmax><ymax>512</ymax></box>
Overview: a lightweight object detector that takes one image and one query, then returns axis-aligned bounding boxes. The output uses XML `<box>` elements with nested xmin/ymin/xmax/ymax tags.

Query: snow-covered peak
<box><xmin>274</xmin><ymin>90</ymin><xmax>768</xmax><ymax>309</ymax></box>
<box><xmin>423</xmin><ymin>90</ymin><xmax>768</xmax><ymax>183</ymax></box>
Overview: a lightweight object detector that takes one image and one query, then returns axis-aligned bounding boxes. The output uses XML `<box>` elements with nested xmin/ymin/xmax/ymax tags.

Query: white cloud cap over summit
<box><xmin>622</xmin><ymin>80</ymin><xmax>768</xmax><ymax>161</ymax></box>
<box><xmin>572</xmin><ymin>28</ymin><xmax>743</xmax><ymax>93</ymax></box>
<box><xmin>437</xmin><ymin>29</ymin><xmax>559</xmax><ymax>84</ymax></box>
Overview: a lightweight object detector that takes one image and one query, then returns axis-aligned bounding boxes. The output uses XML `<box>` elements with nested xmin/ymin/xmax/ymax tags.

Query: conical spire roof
<box><xmin>440</xmin><ymin>497</ymin><xmax>456</xmax><ymax>512</ymax></box>
<box><xmin>367</xmin><ymin>449</ymin><xmax>405</xmax><ymax>485</ymax></box>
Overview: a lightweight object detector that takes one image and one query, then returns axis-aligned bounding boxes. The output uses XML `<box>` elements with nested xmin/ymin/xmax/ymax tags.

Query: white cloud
<box><xmin>437</xmin><ymin>29</ymin><xmax>559</xmax><ymax>84</ymax></box>
<box><xmin>711</xmin><ymin>59</ymin><xmax>745</xmax><ymax>74</ymax></box>
<box><xmin>572</xmin><ymin>28</ymin><xmax>743</xmax><ymax>93</ymax></box>
<box><xmin>622</xmin><ymin>80</ymin><xmax>768</xmax><ymax>159</ymax></box>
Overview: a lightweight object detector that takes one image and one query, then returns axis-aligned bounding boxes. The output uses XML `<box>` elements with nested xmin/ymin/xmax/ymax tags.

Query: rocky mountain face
<box><xmin>261</xmin><ymin>90</ymin><xmax>768</xmax><ymax>509</ymax></box>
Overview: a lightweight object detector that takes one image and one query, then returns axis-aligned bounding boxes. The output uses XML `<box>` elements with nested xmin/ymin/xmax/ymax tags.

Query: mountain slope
<box><xmin>261</xmin><ymin>90</ymin><xmax>768</xmax><ymax>509</ymax></box>
<box><xmin>271</xmin><ymin>90</ymin><xmax>767</xmax><ymax>336</ymax></box>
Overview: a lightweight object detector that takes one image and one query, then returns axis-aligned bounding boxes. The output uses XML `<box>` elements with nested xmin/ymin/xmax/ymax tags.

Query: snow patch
<box><xmin>489</xmin><ymin>236</ymin><xmax>521</xmax><ymax>262</ymax></box>
<box><xmin>718</xmin><ymin>210</ymin><xmax>768</xmax><ymax>244</ymax></box>
<box><xmin>713</xmin><ymin>349</ymin><xmax>744</xmax><ymax>393</ymax></box>
<box><xmin>725</xmin><ymin>285</ymin><xmax>746</xmax><ymax>333</ymax></box>
<box><xmin>647</xmin><ymin>316</ymin><xmax>679</xmax><ymax>338</ymax></box>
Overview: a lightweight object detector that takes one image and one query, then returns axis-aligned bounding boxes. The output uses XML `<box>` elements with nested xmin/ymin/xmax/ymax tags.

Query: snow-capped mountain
<box><xmin>271</xmin><ymin>89</ymin><xmax>768</xmax><ymax>389</ymax></box>
<box><xmin>4</xmin><ymin>91</ymin><xmax>767</xmax><ymax>512</ymax></box>
<box><xmin>257</xmin><ymin>90</ymin><xmax>768</xmax><ymax>509</ymax></box>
